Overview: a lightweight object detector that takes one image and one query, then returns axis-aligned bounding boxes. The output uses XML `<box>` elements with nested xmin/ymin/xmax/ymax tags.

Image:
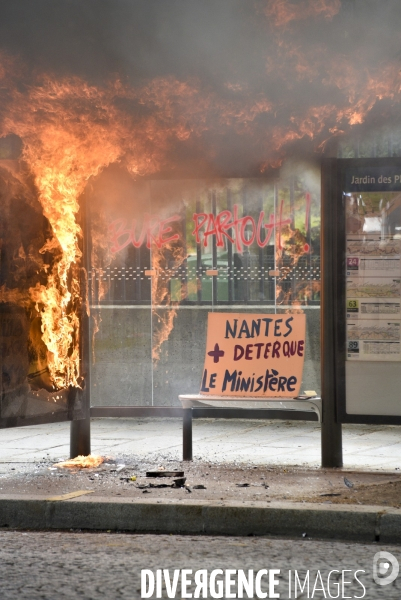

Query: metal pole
<box><xmin>70</xmin><ymin>417</ymin><xmax>91</xmax><ymax>458</ymax></box>
<box><xmin>70</xmin><ymin>189</ymin><xmax>91</xmax><ymax>458</ymax></box>
<box><xmin>321</xmin><ymin>159</ymin><xmax>343</xmax><ymax>468</ymax></box>
<box><xmin>211</xmin><ymin>191</ymin><xmax>218</xmax><ymax>306</ymax></box>
<box><xmin>183</xmin><ymin>408</ymin><xmax>193</xmax><ymax>461</ymax></box>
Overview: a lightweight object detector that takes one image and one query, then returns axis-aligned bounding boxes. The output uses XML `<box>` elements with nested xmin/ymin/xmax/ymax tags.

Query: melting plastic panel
<box><xmin>0</xmin><ymin>165</ymin><xmax>87</xmax><ymax>427</ymax></box>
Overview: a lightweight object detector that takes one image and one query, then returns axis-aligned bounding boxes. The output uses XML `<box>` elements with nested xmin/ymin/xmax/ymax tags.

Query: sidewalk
<box><xmin>1</xmin><ymin>417</ymin><xmax>401</xmax><ymax>470</ymax></box>
<box><xmin>0</xmin><ymin>419</ymin><xmax>401</xmax><ymax>471</ymax></box>
<box><xmin>0</xmin><ymin>417</ymin><xmax>401</xmax><ymax>542</ymax></box>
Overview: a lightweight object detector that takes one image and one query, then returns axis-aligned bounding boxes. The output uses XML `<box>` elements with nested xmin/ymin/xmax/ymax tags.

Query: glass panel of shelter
<box><xmin>148</xmin><ymin>175</ymin><xmax>321</xmax><ymax>406</ymax></box>
<box><xmin>87</xmin><ymin>168</ymin><xmax>321</xmax><ymax>409</ymax></box>
<box><xmin>87</xmin><ymin>172</ymin><xmax>153</xmax><ymax>408</ymax></box>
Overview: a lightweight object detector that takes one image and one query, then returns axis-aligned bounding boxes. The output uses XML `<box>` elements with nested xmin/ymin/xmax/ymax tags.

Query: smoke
<box><xmin>0</xmin><ymin>1</ymin><xmax>400</xmax><ymax>173</ymax></box>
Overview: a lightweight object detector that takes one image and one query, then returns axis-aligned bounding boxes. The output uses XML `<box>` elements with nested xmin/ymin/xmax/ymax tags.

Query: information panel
<box><xmin>329</xmin><ymin>160</ymin><xmax>401</xmax><ymax>423</ymax></box>
<box><xmin>345</xmin><ymin>170</ymin><xmax>401</xmax><ymax>363</ymax></box>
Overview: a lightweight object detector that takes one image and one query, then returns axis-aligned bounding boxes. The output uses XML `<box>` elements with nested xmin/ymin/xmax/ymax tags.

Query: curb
<box><xmin>1</xmin><ymin>495</ymin><xmax>400</xmax><ymax>543</ymax></box>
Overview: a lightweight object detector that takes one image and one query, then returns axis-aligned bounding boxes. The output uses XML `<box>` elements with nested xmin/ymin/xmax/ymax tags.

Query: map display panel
<box><xmin>345</xmin><ymin>190</ymin><xmax>401</xmax><ymax>361</ymax></box>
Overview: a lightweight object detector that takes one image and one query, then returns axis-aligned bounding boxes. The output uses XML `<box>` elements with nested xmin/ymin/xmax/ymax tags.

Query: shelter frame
<box><xmin>322</xmin><ymin>157</ymin><xmax>401</xmax><ymax>427</ymax></box>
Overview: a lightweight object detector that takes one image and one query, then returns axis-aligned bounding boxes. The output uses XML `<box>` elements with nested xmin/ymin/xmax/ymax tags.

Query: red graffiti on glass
<box><xmin>192</xmin><ymin>200</ymin><xmax>293</xmax><ymax>252</ymax></box>
<box><xmin>109</xmin><ymin>193</ymin><xmax>311</xmax><ymax>253</ymax></box>
<box><xmin>109</xmin><ymin>214</ymin><xmax>181</xmax><ymax>253</ymax></box>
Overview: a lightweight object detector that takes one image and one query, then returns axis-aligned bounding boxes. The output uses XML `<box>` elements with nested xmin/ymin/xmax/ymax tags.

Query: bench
<box><xmin>179</xmin><ymin>394</ymin><xmax>322</xmax><ymax>460</ymax></box>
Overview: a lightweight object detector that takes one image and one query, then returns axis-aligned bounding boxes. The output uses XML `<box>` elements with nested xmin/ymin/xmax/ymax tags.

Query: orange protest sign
<box><xmin>200</xmin><ymin>313</ymin><xmax>306</xmax><ymax>398</ymax></box>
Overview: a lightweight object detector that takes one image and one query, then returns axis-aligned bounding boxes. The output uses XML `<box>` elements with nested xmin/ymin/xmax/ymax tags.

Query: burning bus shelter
<box><xmin>0</xmin><ymin>144</ymin><xmax>90</xmax><ymax>429</ymax></box>
<box><xmin>1</xmin><ymin>1</ymin><xmax>401</xmax><ymax>465</ymax></box>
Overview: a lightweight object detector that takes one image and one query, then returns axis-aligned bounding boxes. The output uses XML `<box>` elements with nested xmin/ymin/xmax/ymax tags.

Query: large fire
<box><xmin>1</xmin><ymin>1</ymin><xmax>401</xmax><ymax>388</ymax></box>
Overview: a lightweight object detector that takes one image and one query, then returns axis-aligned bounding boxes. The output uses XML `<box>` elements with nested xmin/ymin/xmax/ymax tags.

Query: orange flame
<box><xmin>151</xmin><ymin>234</ymin><xmax>186</xmax><ymax>363</ymax></box>
<box><xmin>0</xmin><ymin>64</ymin><xmax>275</xmax><ymax>382</ymax></box>
<box><xmin>264</xmin><ymin>0</ymin><xmax>341</xmax><ymax>28</ymax></box>
<box><xmin>54</xmin><ymin>454</ymin><xmax>104</xmax><ymax>469</ymax></box>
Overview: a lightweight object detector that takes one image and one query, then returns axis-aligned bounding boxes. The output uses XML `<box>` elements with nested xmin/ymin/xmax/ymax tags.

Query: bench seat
<box><xmin>179</xmin><ymin>394</ymin><xmax>322</xmax><ymax>422</ymax></box>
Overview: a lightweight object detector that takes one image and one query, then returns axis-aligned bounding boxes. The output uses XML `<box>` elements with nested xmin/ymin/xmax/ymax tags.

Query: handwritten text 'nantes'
<box><xmin>201</xmin><ymin>317</ymin><xmax>305</xmax><ymax>394</ymax></box>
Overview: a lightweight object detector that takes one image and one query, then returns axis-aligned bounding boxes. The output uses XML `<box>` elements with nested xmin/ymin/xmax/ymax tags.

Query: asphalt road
<box><xmin>0</xmin><ymin>531</ymin><xmax>400</xmax><ymax>599</ymax></box>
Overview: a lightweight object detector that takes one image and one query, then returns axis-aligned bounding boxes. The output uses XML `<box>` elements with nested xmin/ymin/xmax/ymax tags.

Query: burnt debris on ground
<box><xmin>1</xmin><ymin>455</ymin><xmax>401</xmax><ymax>507</ymax></box>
